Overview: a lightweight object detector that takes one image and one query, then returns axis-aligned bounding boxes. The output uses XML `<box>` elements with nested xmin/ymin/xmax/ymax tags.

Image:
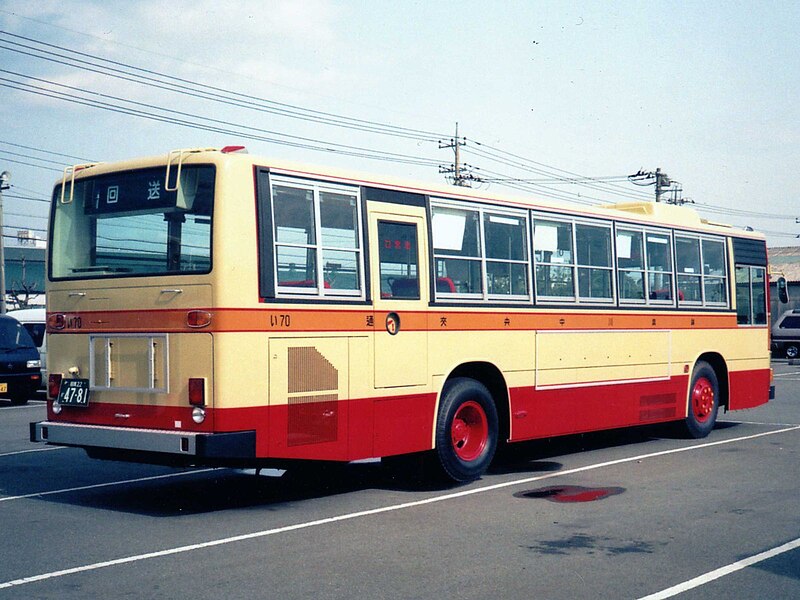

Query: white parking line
<box><xmin>0</xmin><ymin>469</ymin><xmax>217</xmax><ymax>503</ymax></box>
<box><xmin>0</xmin><ymin>446</ymin><xmax>67</xmax><ymax>458</ymax></box>
<box><xmin>638</xmin><ymin>537</ymin><xmax>800</xmax><ymax>599</ymax></box>
<box><xmin>1</xmin><ymin>424</ymin><xmax>798</xmax><ymax>591</ymax></box>
<box><xmin>773</xmin><ymin>372</ymin><xmax>800</xmax><ymax>380</ymax></box>
<box><xmin>719</xmin><ymin>419</ymin><xmax>800</xmax><ymax>427</ymax></box>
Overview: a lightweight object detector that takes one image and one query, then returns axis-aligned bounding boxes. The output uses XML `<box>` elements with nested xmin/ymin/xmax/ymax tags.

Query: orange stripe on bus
<box><xmin>47</xmin><ymin>307</ymin><xmax>742</xmax><ymax>334</ymax></box>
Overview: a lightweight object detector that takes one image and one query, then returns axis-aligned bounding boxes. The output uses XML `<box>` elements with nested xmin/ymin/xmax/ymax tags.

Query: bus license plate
<box><xmin>58</xmin><ymin>379</ymin><xmax>90</xmax><ymax>407</ymax></box>
<box><xmin>0</xmin><ymin>383</ymin><xmax>6</xmax><ymax>393</ymax></box>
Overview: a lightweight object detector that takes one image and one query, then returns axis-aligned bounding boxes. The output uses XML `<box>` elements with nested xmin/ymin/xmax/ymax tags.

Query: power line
<box><xmin>472</xmin><ymin>165</ymin><xmax>600</xmax><ymax>206</ymax></box>
<box><xmin>0</xmin><ymin>155</ymin><xmax>62</xmax><ymax>172</ymax></box>
<box><xmin>0</xmin><ymin>31</ymin><xmax>448</xmax><ymax>142</ymax></box>
<box><xmin>480</xmin><ymin>175</ymin><xmax>636</xmax><ymax>184</ymax></box>
<box><xmin>467</xmin><ymin>140</ymin><xmax>653</xmax><ymax>201</ymax></box>
<box><xmin>465</xmin><ymin>146</ymin><xmax>653</xmax><ymax>204</ymax></box>
<box><xmin>2</xmin><ymin>230</ymin><xmax>47</xmax><ymax>238</ymax></box>
<box><xmin>0</xmin><ymin>149</ymin><xmax>65</xmax><ymax>167</ymax></box>
<box><xmin>0</xmin><ymin>32</ymin><xmax>699</xmax><ymax>206</ymax></box>
<box><xmin>5</xmin><ymin>183</ymin><xmax>51</xmax><ymax>197</ymax></box>
<box><xmin>0</xmin><ymin>74</ymin><xmax>443</xmax><ymax>168</ymax></box>
<box><xmin>2</xmin><ymin>193</ymin><xmax>51</xmax><ymax>203</ymax></box>
<box><xmin>4</xmin><ymin>210</ymin><xmax>47</xmax><ymax>219</ymax></box>
<box><xmin>1</xmin><ymin>30</ymin><xmax>650</xmax><ymax>199</ymax></box>
<box><xmin>0</xmin><ymin>139</ymin><xmax>94</xmax><ymax>162</ymax></box>
<box><xmin>694</xmin><ymin>202</ymin><xmax>798</xmax><ymax>221</ymax></box>
<box><xmin>2</xmin><ymin>30</ymin><xmax>795</xmax><ymax>233</ymax></box>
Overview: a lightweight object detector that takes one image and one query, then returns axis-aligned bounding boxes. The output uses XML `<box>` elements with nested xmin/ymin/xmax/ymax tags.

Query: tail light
<box><xmin>48</xmin><ymin>373</ymin><xmax>63</xmax><ymax>399</ymax></box>
<box><xmin>188</xmin><ymin>378</ymin><xmax>206</xmax><ymax>406</ymax></box>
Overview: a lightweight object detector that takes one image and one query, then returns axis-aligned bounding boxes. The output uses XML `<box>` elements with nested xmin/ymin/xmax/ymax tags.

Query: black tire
<box><xmin>432</xmin><ymin>378</ymin><xmax>498</xmax><ymax>483</ymax></box>
<box><xmin>9</xmin><ymin>394</ymin><xmax>28</xmax><ymax>406</ymax></box>
<box><xmin>681</xmin><ymin>361</ymin><xmax>719</xmax><ymax>439</ymax></box>
<box><xmin>786</xmin><ymin>345</ymin><xmax>799</xmax><ymax>360</ymax></box>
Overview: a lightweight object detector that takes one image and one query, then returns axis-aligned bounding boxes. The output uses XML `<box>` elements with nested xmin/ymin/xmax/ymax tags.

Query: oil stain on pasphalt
<box><xmin>514</xmin><ymin>485</ymin><xmax>625</xmax><ymax>503</ymax></box>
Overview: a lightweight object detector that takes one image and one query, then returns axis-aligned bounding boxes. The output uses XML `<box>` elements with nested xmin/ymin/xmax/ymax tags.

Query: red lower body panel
<box><xmin>262</xmin><ymin>392</ymin><xmax>436</xmax><ymax>461</ymax></box>
<box><xmin>48</xmin><ymin>392</ymin><xmax>437</xmax><ymax>462</ymax></box>
<box><xmin>728</xmin><ymin>368</ymin><xmax>771</xmax><ymax>410</ymax></box>
<box><xmin>47</xmin><ymin>368</ymin><xmax>770</xmax><ymax>462</ymax></box>
<box><xmin>508</xmin><ymin>376</ymin><xmax>690</xmax><ymax>441</ymax></box>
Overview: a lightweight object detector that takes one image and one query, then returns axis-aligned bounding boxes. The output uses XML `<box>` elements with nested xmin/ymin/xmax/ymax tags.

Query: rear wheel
<box><xmin>681</xmin><ymin>361</ymin><xmax>719</xmax><ymax>438</ymax></box>
<box><xmin>433</xmin><ymin>378</ymin><xmax>498</xmax><ymax>482</ymax></box>
<box><xmin>786</xmin><ymin>345</ymin><xmax>799</xmax><ymax>359</ymax></box>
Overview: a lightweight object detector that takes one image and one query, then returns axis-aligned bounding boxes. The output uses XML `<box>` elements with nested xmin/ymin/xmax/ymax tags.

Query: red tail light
<box><xmin>48</xmin><ymin>373</ymin><xmax>63</xmax><ymax>399</ymax></box>
<box><xmin>188</xmin><ymin>378</ymin><xmax>206</xmax><ymax>406</ymax></box>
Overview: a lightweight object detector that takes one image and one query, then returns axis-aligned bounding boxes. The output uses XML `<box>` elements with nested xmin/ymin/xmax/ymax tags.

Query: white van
<box><xmin>772</xmin><ymin>309</ymin><xmax>800</xmax><ymax>359</ymax></box>
<box><xmin>6</xmin><ymin>307</ymin><xmax>46</xmax><ymax>390</ymax></box>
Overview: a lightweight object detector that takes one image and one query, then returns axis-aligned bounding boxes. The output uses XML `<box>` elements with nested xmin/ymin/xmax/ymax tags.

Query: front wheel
<box><xmin>432</xmin><ymin>378</ymin><xmax>498</xmax><ymax>483</ymax></box>
<box><xmin>8</xmin><ymin>393</ymin><xmax>28</xmax><ymax>406</ymax></box>
<box><xmin>786</xmin><ymin>345</ymin><xmax>799</xmax><ymax>359</ymax></box>
<box><xmin>680</xmin><ymin>361</ymin><xmax>719</xmax><ymax>439</ymax></box>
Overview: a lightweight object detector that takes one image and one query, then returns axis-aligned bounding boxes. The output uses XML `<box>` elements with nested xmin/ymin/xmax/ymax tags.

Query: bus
<box><xmin>31</xmin><ymin>147</ymin><xmax>774</xmax><ymax>482</ymax></box>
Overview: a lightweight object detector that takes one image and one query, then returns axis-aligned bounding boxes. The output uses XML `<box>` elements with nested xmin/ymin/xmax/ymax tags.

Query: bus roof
<box><xmin>57</xmin><ymin>147</ymin><xmax>760</xmax><ymax>240</ymax></box>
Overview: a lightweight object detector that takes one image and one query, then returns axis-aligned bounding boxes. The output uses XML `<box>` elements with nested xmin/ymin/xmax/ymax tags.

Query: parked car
<box><xmin>6</xmin><ymin>307</ymin><xmax>46</xmax><ymax>391</ymax></box>
<box><xmin>771</xmin><ymin>309</ymin><xmax>800</xmax><ymax>359</ymax></box>
<box><xmin>0</xmin><ymin>314</ymin><xmax>42</xmax><ymax>405</ymax></box>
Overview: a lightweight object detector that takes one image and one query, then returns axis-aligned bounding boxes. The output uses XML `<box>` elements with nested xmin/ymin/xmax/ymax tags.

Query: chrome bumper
<box><xmin>30</xmin><ymin>421</ymin><xmax>255</xmax><ymax>458</ymax></box>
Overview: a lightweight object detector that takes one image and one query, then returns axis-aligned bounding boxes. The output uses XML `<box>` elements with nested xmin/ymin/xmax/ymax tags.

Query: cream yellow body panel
<box><xmin>534</xmin><ymin>330</ymin><xmax>672</xmax><ymax>387</ymax></box>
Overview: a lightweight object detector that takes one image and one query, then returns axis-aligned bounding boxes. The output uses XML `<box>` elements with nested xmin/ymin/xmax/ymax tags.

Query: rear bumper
<box><xmin>30</xmin><ymin>421</ymin><xmax>255</xmax><ymax>459</ymax></box>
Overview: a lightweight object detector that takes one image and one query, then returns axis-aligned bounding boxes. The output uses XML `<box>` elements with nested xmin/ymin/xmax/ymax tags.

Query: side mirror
<box><xmin>777</xmin><ymin>276</ymin><xmax>789</xmax><ymax>304</ymax></box>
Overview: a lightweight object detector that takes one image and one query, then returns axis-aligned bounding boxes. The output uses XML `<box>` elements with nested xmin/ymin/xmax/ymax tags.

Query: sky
<box><xmin>0</xmin><ymin>0</ymin><xmax>799</xmax><ymax>247</ymax></box>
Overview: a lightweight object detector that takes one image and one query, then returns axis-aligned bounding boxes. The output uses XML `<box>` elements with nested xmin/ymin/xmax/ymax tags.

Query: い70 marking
<box><xmin>269</xmin><ymin>314</ymin><xmax>291</xmax><ymax>328</ymax></box>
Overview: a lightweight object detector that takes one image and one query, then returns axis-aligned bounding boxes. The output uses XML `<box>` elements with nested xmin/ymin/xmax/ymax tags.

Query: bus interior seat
<box><xmin>436</xmin><ymin>277</ymin><xmax>456</xmax><ymax>293</ymax></box>
<box><xmin>390</xmin><ymin>278</ymin><xmax>419</xmax><ymax>298</ymax></box>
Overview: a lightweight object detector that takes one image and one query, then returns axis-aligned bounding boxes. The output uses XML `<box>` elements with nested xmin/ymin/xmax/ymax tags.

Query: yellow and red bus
<box><xmin>31</xmin><ymin>147</ymin><xmax>774</xmax><ymax>481</ymax></box>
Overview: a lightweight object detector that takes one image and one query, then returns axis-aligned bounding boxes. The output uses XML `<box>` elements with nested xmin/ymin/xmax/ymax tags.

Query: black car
<box><xmin>0</xmin><ymin>314</ymin><xmax>41</xmax><ymax>405</ymax></box>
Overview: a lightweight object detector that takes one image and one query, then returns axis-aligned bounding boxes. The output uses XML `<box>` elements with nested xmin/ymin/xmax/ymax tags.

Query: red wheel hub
<box><xmin>691</xmin><ymin>376</ymin><xmax>715</xmax><ymax>423</ymax></box>
<box><xmin>451</xmin><ymin>401</ymin><xmax>489</xmax><ymax>462</ymax></box>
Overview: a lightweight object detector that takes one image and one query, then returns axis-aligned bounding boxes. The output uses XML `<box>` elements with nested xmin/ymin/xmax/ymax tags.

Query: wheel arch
<box><xmin>444</xmin><ymin>362</ymin><xmax>510</xmax><ymax>443</ymax></box>
<box><xmin>694</xmin><ymin>352</ymin><xmax>729</xmax><ymax>411</ymax></box>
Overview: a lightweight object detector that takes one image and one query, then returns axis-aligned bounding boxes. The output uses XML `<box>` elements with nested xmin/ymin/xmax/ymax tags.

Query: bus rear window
<box><xmin>49</xmin><ymin>166</ymin><xmax>215</xmax><ymax>279</ymax></box>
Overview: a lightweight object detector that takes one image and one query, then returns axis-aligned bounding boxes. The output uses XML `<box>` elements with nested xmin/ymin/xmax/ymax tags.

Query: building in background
<box><xmin>769</xmin><ymin>246</ymin><xmax>800</xmax><ymax>322</ymax></box>
<box><xmin>4</xmin><ymin>230</ymin><xmax>46</xmax><ymax>309</ymax></box>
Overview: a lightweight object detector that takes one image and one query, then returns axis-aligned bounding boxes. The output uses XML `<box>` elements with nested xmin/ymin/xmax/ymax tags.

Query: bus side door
<box><xmin>370</xmin><ymin>214</ymin><xmax>428</xmax><ymax>388</ymax></box>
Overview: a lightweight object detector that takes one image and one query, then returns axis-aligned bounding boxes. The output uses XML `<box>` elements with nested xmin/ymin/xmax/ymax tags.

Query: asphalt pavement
<box><xmin>0</xmin><ymin>363</ymin><xmax>798</xmax><ymax>599</ymax></box>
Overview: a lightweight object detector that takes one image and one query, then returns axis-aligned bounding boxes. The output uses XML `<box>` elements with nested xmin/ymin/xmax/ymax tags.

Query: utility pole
<box><xmin>628</xmin><ymin>168</ymin><xmax>679</xmax><ymax>203</ymax></box>
<box><xmin>439</xmin><ymin>123</ymin><xmax>473</xmax><ymax>187</ymax></box>
<box><xmin>0</xmin><ymin>170</ymin><xmax>8</xmax><ymax>314</ymax></box>
<box><xmin>654</xmin><ymin>167</ymin><xmax>664</xmax><ymax>203</ymax></box>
